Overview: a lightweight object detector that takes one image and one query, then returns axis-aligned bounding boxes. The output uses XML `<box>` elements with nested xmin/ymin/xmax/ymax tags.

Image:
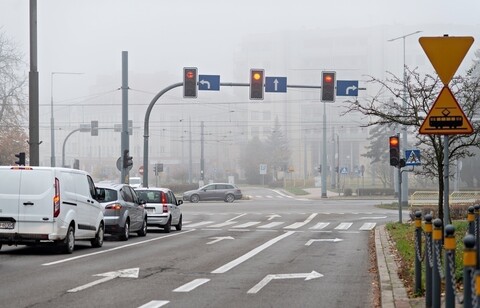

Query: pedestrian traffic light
<box><xmin>183</xmin><ymin>67</ymin><xmax>198</xmax><ymax>98</ymax></box>
<box><xmin>15</xmin><ymin>152</ymin><xmax>26</xmax><ymax>166</ymax></box>
<box><xmin>91</xmin><ymin>120</ymin><xmax>98</xmax><ymax>136</ymax></box>
<box><xmin>321</xmin><ymin>71</ymin><xmax>336</xmax><ymax>102</ymax></box>
<box><xmin>123</xmin><ymin>149</ymin><xmax>133</xmax><ymax>169</ymax></box>
<box><xmin>249</xmin><ymin>69</ymin><xmax>264</xmax><ymax>100</ymax></box>
<box><xmin>389</xmin><ymin>136</ymin><xmax>400</xmax><ymax>167</ymax></box>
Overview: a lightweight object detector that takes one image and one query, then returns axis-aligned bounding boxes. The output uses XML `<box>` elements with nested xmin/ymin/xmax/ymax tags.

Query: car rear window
<box><xmin>137</xmin><ymin>190</ymin><xmax>161</xmax><ymax>203</ymax></box>
<box><xmin>97</xmin><ymin>188</ymin><xmax>117</xmax><ymax>202</ymax></box>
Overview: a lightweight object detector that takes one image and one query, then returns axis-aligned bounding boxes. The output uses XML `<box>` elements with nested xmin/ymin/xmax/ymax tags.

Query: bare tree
<box><xmin>343</xmin><ymin>56</ymin><xmax>480</xmax><ymax>222</ymax></box>
<box><xmin>0</xmin><ymin>29</ymin><xmax>28</xmax><ymax>164</ymax></box>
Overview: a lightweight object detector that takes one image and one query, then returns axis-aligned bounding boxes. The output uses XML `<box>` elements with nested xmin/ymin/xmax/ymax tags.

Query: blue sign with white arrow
<box><xmin>337</xmin><ymin>80</ymin><xmax>359</xmax><ymax>96</ymax></box>
<box><xmin>265</xmin><ymin>77</ymin><xmax>287</xmax><ymax>93</ymax></box>
<box><xmin>405</xmin><ymin>150</ymin><xmax>421</xmax><ymax>166</ymax></box>
<box><xmin>198</xmin><ymin>75</ymin><xmax>220</xmax><ymax>91</ymax></box>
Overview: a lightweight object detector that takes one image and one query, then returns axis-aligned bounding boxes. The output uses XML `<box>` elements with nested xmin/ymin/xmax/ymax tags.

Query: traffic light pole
<box><xmin>142</xmin><ymin>81</ymin><xmax>364</xmax><ymax>188</ymax></box>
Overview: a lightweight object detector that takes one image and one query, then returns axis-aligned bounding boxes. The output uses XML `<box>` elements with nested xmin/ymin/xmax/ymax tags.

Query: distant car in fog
<box><xmin>96</xmin><ymin>183</ymin><xmax>147</xmax><ymax>241</ymax></box>
<box><xmin>135</xmin><ymin>187</ymin><xmax>183</xmax><ymax>233</ymax></box>
<box><xmin>182</xmin><ymin>183</ymin><xmax>242</xmax><ymax>203</ymax></box>
<box><xmin>129</xmin><ymin>177</ymin><xmax>142</xmax><ymax>188</ymax></box>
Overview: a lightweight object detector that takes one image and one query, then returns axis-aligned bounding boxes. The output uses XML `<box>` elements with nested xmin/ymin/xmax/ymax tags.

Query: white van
<box><xmin>0</xmin><ymin>166</ymin><xmax>105</xmax><ymax>254</ymax></box>
<box><xmin>129</xmin><ymin>177</ymin><xmax>142</xmax><ymax>188</ymax></box>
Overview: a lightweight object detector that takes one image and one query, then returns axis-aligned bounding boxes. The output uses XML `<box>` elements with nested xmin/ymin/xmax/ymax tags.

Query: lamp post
<box><xmin>388</xmin><ymin>30</ymin><xmax>422</xmax><ymax>211</ymax></box>
<box><xmin>50</xmin><ymin>72</ymin><xmax>83</xmax><ymax>167</ymax></box>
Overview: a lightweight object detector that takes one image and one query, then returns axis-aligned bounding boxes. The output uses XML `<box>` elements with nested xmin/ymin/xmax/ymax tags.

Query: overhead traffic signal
<box><xmin>15</xmin><ymin>152</ymin><xmax>26</xmax><ymax>166</ymax></box>
<box><xmin>321</xmin><ymin>71</ymin><xmax>336</xmax><ymax>102</ymax></box>
<box><xmin>389</xmin><ymin>136</ymin><xmax>400</xmax><ymax>167</ymax></box>
<box><xmin>91</xmin><ymin>120</ymin><xmax>98</xmax><ymax>136</ymax></box>
<box><xmin>123</xmin><ymin>149</ymin><xmax>133</xmax><ymax>169</ymax></box>
<box><xmin>249</xmin><ymin>69</ymin><xmax>264</xmax><ymax>100</ymax></box>
<box><xmin>183</xmin><ymin>67</ymin><xmax>198</xmax><ymax>98</ymax></box>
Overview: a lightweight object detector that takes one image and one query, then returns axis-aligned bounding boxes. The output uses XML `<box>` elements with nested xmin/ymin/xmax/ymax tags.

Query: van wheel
<box><xmin>137</xmin><ymin>217</ymin><xmax>147</xmax><ymax>237</ymax></box>
<box><xmin>120</xmin><ymin>220</ymin><xmax>130</xmax><ymax>241</ymax></box>
<box><xmin>175</xmin><ymin>215</ymin><xmax>183</xmax><ymax>231</ymax></box>
<box><xmin>62</xmin><ymin>225</ymin><xmax>75</xmax><ymax>254</ymax></box>
<box><xmin>91</xmin><ymin>223</ymin><xmax>104</xmax><ymax>248</ymax></box>
<box><xmin>164</xmin><ymin>218</ymin><xmax>171</xmax><ymax>233</ymax></box>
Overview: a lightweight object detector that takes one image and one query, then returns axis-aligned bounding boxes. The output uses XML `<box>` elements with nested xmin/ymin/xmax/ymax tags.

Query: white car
<box><xmin>135</xmin><ymin>187</ymin><xmax>182</xmax><ymax>233</ymax></box>
<box><xmin>0</xmin><ymin>166</ymin><xmax>104</xmax><ymax>254</ymax></box>
<box><xmin>129</xmin><ymin>177</ymin><xmax>142</xmax><ymax>188</ymax></box>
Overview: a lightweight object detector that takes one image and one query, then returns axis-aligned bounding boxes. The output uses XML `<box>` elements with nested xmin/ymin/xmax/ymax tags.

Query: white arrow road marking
<box><xmin>267</xmin><ymin>214</ymin><xmax>281</xmax><ymax>220</ymax></box>
<box><xmin>207</xmin><ymin>236</ymin><xmax>234</xmax><ymax>245</ymax></box>
<box><xmin>199</xmin><ymin>79</ymin><xmax>211</xmax><ymax>89</ymax></box>
<box><xmin>138</xmin><ymin>300</ymin><xmax>170</xmax><ymax>308</ymax></box>
<box><xmin>68</xmin><ymin>268</ymin><xmax>139</xmax><ymax>293</ymax></box>
<box><xmin>305</xmin><ymin>238</ymin><xmax>343</xmax><ymax>246</ymax></box>
<box><xmin>346</xmin><ymin>85</ymin><xmax>357</xmax><ymax>95</ymax></box>
<box><xmin>284</xmin><ymin>213</ymin><xmax>318</xmax><ymax>229</ymax></box>
<box><xmin>212</xmin><ymin>231</ymin><xmax>295</xmax><ymax>274</ymax></box>
<box><xmin>247</xmin><ymin>271</ymin><xmax>323</xmax><ymax>294</ymax></box>
<box><xmin>173</xmin><ymin>278</ymin><xmax>210</xmax><ymax>292</ymax></box>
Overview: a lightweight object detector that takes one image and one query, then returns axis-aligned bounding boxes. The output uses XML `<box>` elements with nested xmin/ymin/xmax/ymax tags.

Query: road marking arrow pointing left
<box><xmin>247</xmin><ymin>271</ymin><xmax>323</xmax><ymax>294</ymax></box>
<box><xmin>68</xmin><ymin>268</ymin><xmax>139</xmax><ymax>293</ymax></box>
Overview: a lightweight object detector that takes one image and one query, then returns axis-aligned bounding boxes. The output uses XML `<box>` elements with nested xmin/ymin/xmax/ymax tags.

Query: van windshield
<box><xmin>130</xmin><ymin>178</ymin><xmax>141</xmax><ymax>185</ymax></box>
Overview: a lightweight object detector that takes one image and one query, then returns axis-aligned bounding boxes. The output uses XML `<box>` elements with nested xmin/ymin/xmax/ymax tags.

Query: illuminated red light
<box><xmin>324</xmin><ymin>75</ymin><xmax>333</xmax><ymax>83</ymax></box>
<box><xmin>186</xmin><ymin>71</ymin><xmax>195</xmax><ymax>79</ymax></box>
<box><xmin>389</xmin><ymin>137</ymin><xmax>399</xmax><ymax>146</ymax></box>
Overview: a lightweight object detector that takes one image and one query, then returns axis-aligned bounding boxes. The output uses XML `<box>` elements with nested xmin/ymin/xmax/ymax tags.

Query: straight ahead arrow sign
<box><xmin>247</xmin><ymin>271</ymin><xmax>323</xmax><ymax>294</ymax></box>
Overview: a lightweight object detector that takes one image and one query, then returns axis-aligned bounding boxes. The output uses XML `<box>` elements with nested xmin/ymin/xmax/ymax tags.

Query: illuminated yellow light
<box><xmin>253</xmin><ymin>72</ymin><xmax>261</xmax><ymax>80</ymax></box>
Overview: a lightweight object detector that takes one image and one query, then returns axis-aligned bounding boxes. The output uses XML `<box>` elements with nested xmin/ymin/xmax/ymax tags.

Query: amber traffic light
<box><xmin>389</xmin><ymin>136</ymin><xmax>400</xmax><ymax>167</ymax></box>
<box><xmin>249</xmin><ymin>69</ymin><xmax>264</xmax><ymax>100</ymax></box>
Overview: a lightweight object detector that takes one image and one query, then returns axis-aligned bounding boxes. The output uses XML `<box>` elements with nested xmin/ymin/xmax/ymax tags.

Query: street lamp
<box><xmin>50</xmin><ymin>72</ymin><xmax>83</xmax><ymax>167</ymax></box>
<box><xmin>388</xmin><ymin>30</ymin><xmax>422</xmax><ymax>212</ymax></box>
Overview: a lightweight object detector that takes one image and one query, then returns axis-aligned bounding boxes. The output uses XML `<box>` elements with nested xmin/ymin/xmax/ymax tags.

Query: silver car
<box><xmin>135</xmin><ymin>187</ymin><xmax>183</xmax><ymax>233</ymax></box>
<box><xmin>96</xmin><ymin>183</ymin><xmax>148</xmax><ymax>241</ymax></box>
<box><xmin>182</xmin><ymin>183</ymin><xmax>243</xmax><ymax>203</ymax></box>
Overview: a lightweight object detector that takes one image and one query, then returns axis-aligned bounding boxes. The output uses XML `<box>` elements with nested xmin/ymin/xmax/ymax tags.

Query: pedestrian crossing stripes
<box><xmin>183</xmin><ymin>220</ymin><xmax>376</xmax><ymax>231</ymax></box>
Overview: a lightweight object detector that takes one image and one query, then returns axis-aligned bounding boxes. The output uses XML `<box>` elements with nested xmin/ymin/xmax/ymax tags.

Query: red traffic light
<box><xmin>324</xmin><ymin>75</ymin><xmax>333</xmax><ymax>83</ymax></box>
<box><xmin>183</xmin><ymin>67</ymin><xmax>198</xmax><ymax>98</ymax></box>
<box><xmin>185</xmin><ymin>70</ymin><xmax>195</xmax><ymax>79</ymax></box>
<box><xmin>389</xmin><ymin>136</ymin><xmax>399</xmax><ymax>146</ymax></box>
<box><xmin>389</xmin><ymin>136</ymin><xmax>400</xmax><ymax>167</ymax></box>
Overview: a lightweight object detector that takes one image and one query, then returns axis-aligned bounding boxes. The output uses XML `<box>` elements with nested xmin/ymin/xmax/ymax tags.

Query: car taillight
<box><xmin>53</xmin><ymin>178</ymin><xmax>60</xmax><ymax>217</ymax></box>
<box><xmin>105</xmin><ymin>203</ymin><xmax>122</xmax><ymax>210</ymax></box>
<box><xmin>162</xmin><ymin>204</ymin><xmax>168</xmax><ymax>213</ymax></box>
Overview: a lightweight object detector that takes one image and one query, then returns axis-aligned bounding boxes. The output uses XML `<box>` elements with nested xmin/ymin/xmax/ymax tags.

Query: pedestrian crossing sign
<box><xmin>405</xmin><ymin>150</ymin><xmax>421</xmax><ymax>166</ymax></box>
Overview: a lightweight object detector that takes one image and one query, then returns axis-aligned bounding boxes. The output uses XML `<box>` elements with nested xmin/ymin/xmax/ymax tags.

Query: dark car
<box><xmin>96</xmin><ymin>183</ymin><xmax>147</xmax><ymax>240</ymax></box>
<box><xmin>135</xmin><ymin>187</ymin><xmax>183</xmax><ymax>233</ymax></box>
<box><xmin>182</xmin><ymin>183</ymin><xmax>243</xmax><ymax>203</ymax></box>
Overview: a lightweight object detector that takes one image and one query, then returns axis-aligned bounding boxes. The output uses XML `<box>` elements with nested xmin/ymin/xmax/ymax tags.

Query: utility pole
<box><xmin>29</xmin><ymin>0</ymin><xmax>39</xmax><ymax>166</ymax></box>
<box><xmin>120</xmin><ymin>51</ymin><xmax>129</xmax><ymax>184</ymax></box>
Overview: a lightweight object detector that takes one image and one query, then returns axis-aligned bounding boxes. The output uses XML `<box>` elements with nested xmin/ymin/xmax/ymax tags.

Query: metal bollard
<box><xmin>475</xmin><ymin>204</ymin><xmax>480</xmax><ymax>269</ymax></box>
<box><xmin>424</xmin><ymin>214</ymin><xmax>433</xmax><ymax>308</ymax></box>
<box><xmin>414</xmin><ymin>211</ymin><xmax>422</xmax><ymax>294</ymax></box>
<box><xmin>468</xmin><ymin>206</ymin><xmax>475</xmax><ymax>236</ymax></box>
<box><xmin>463</xmin><ymin>234</ymin><xmax>476</xmax><ymax>308</ymax></box>
<box><xmin>444</xmin><ymin>224</ymin><xmax>455</xmax><ymax>308</ymax></box>
<box><xmin>432</xmin><ymin>218</ymin><xmax>442</xmax><ymax>308</ymax></box>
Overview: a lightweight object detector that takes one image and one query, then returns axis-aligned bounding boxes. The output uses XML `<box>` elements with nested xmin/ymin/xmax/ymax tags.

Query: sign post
<box><xmin>419</xmin><ymin>35</ymin><xmax>474</xmax><ymax>225</ymax></box>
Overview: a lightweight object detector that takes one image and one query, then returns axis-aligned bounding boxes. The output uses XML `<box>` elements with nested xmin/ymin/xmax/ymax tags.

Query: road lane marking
<box><xmin>305</xmin><ymin>238</ymin><xmax>343</xmax><ymax>246</ymax></box>
<box><xmin>184</xmin><ymin>221</ymin><xmax>214</xmax><ymax>228</ymax></box>
<box><xmin>42</xmin><ymin>229</ymin><xmax>195</xmax><ymax>266</ymax></box>
<box><xmin>207</xmin><ymin>236</ymin><xmax>234</xmax><ymax>245</ymax></box>
<box><xmin>173</xmin><ymin>278</ymin><xmax>210</xmax><ymax>292</ymax></box>
<box><xmin>309</xmin><ymin>222</ymin><xmax>330</xmax><ymax>230</ymax></box>
<box><xmin>211</xmin><ymin>231</ymin><xmax>296</xmax><ymax>274</ymax></box>
<box><xmin>257</xmin><ymin>222</ymin><xmax>285</xmax><ymax>229</ymax></box>
<box><xmin>334</xmin><ymin>222</ymin><xmax>353</xmax><ymax>230</ymax></box>
<box><xmin>359</xmin><ymin>222</ymin><xmax>377</xmax><ymax>230</ymax></box>
<box><xmin>231</xmin><ymin>222</ymin><xmax>261</xmax><ymax>228</ymax></box>
<box><xmin>247</xmin><ymin>271</ymin><xmax>323</xmax><ymax>294</ymax></box>
<box><xmin>209</xmin><ymin>221</ymin><xmax>237</xmax><ymax>228</ymax></box>
<box><xmin>284</xmin><ymin>213</ymin><xmax>318</xmax><ymax>229</ymax></box>
<box><xmin>138</xmin><ymin>300</ymin><xmax>169</xmax><ymax>308</ymax></box>
<box><xmin>227</xmin><ymin>213</ymin><xmax>247</xmax><ymax>221</ymax></box>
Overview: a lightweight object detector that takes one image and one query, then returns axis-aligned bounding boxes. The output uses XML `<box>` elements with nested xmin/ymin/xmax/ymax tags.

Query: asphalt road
<box><xmin>0</xmin><ymin>187</ymin><xmax>401</xmax><ymax>308</ymax></box>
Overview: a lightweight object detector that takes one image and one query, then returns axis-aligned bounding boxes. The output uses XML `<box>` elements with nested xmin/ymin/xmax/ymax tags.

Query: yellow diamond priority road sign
<box><xmin>419</xmin><ymin>86</ymin><xmax>473</xmax><ymax>135</ymax></box>
<box><xmin>419</xmin><ymin>36</ymin><xmax>474</xmax><ymax>85</ymax></box>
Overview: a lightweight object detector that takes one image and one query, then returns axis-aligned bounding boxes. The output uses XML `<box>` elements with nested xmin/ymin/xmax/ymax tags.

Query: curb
<box><xmin>376</xmin><ymin>225</ymin><xmax>412</xmax><ymax>307</ymax></box>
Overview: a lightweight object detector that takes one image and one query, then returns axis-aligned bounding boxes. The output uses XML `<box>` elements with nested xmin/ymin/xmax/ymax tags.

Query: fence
<box><xmin>411</xmin><ymin>191</ymin><xmax>480</xmax><ymax>207</ymax></box>
<box><xmin>413</xmin><ymin>206</ymin><xmax>480</xmax><ymax>307</ymax></box>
